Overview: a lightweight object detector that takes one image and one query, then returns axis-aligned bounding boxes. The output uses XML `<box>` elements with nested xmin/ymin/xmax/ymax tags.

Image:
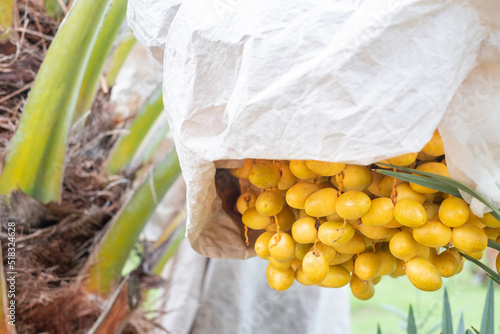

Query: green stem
<box><xmin>106</xmin><ymin>86</ymin><xmax>165</xmax><ymax>175</ymax></box>
<box><xmin>0</xmin><ymin>0</ymin><xmax>112</xmax><ymax>203</ymax></box>
<box><xmin>105</xmin><ymin>32</ymin><xmax>136</xmax><ymax>88</ymax></box>
<box><xmin>84</xmin><ymin>148</ymin><xmax>181</xmax><ymax>295</ymax></box>
<box><xmin>73</xmin><ymin>0</ymin><xmax>128</xmax><ymax>124</ymax></box>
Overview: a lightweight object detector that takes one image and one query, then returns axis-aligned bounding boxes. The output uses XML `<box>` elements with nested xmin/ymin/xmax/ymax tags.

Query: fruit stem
<box><xmin>244</xmin><ymin>225</ymin><xmax>249</xmax><ymax>246</ymax></box>
<box><xmin>274</xmin><ymin>215</ymin><xmax>280</xmax><ymax>236</ymax></box>
<box><xmin>244</xmin><ymin>187</ymin><xmax>251</xmax><ymax>203</ymax></box>
<box><xmin>337</xmin><ymin>172</ymin><xmax>344</xmax><ymax>196</ymax></box>
<box><xmin>390</xmin><ymin>169</ymin><xmax>398</xmax><ymax>204</ymax></box>
<box><xmin>332</xmin><ymin>219</ymin><xmax>347</xmax><ymax>243</ymax></box>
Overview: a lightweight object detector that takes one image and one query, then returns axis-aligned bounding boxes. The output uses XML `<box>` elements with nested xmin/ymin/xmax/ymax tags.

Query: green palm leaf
<box><xmin>375</xmin><ymin>163</ymin><xmax>500</xmax><ymax>221</ymax></box>
<box><xmin>460</xmin><ymin>253</ymin><xmax>500</xmax><ymax>285</ymax></box>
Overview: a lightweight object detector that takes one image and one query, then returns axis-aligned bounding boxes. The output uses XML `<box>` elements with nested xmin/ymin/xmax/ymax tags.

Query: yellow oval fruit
<box><xmin>248</xmin><ymin>161</ymin><xmax>281</xmax><ymax>189</ymax></box>
<box><xmin>409</xmin><ymin>162</ymin><xmax>449</xmax><ymax>194</ymax></box>
<box><xmin>336</xmin><ymin>191</ymin><xmax>372</xmax><ymax>220</ymax></box>
<box><xmin>352</xmin><ymin>284</ymin><xmax>375</xmax><ymax>300</ymax></box>
<box><xmin>295</xmin><ymin>265</ymin><xmax>316</xmax><ymax>286</ymax></box>
<box><xmin>326</xmin><ymin>212</ymin><xmax>343</xmax><ymax>221</ymax></box>
<box><xmin>242</xmin><ymin>208</ymin><xmax>272</xmax><ymax>230</ymax></box>
<box><xmin>417</xmin><ymin>151</ymin><xmax>437</xmax><ymax>161</ymax></box>
<box><xmin>265</xmin><ymin>223</ymin><xmax>276</xmax><ymax>233</ymax></box>
<box><xmin>357</xmin><ymin>223</ymin><xmax>390</xmax><ymax>240</ymax></box>
<box><xmin>275</xmin><ymin>205</ymin><xmax>296</xmax><ymax>232</ymax></box>
<box><xmin>360</xmin><ymin>197</ymin><xmax>394</xmax><ymax>226</ymax></box>
<box><xmin>395</xmin><ymin>183</ymin><xmax>426</xmax><ymax>204</ymax></box>
<box><xmin>304</xmin><ymin>188</ymin><xmax>338</xmax><ymax>217</ymax></box>
<box><xmin>294</xmin><ymin>242</ymin><xmax>313</xmax><ymax>261</ymax></box>
<box><xmin>255</xmin><ymin>190</ymin><xmax>284</xmax><ymax>216</ymax></box>
<box><xmin>340</xmin><ymin>258</ymin><xmax>354</xmax><ymax>273</ymax></box>
<box><xmin>322</xmin><ymin>266</ymin><xmax>351</xmax><ymax>288</ymax></box>
<box><xmin>268</xmin><ymin>233</ymin><xmax>295</xmax><ymax>262</ymax></box>
<box><xmin>269</xmin><ymin>257</ymin><xmax>293</xmax><ymax>271</ymax></box>
<box><xmin>484</xmin><ymin>227</ymin><xmax>499</xmax><ymax>240</ymax></box>
<box><xmin>318</xmin><ymin>221</ymin><xmax>355</xmax><ymax>246</ymax></box>
<box><xmin>367</xmin><ymin>171</ymin><xmax>385</xmax><ymax>197</ymax></box>
<box><xmin>298</xmin><ymin>209</ymin><xmax>309</xmax><ymax>219</ymax></box>
<box><xmin>306</xmin><ymin>160</ymin><xmax>345</xmax><ymax>176</ymax></box>
<box><xmin>309</xmin><ymin>243</ymin><xmax>337</xmax><ymax>263</ymax></box>
<box><xmin>377</xmin><ymin>250</ymin><xmax>397</xmax><ymax>276</ymax></box>
<box><xmin>390</xmin><ymin>259</ymin><xmax>406</xmax><ymax>277</ymax></box>
<box><xmin>378</xmin><ymin>176</ymin><xmax>401</xmax><ymax>198</ymax></box>
<box><xmin>393</xmin><ymin>199</ymin><xmax>427</xmax><ymax>227</ymax></box>
<box><xmin>332</xmin><ymin>232</ymin><xmax>366</xmax><ymax>254</ymax></box>
<box><xmin>383</xmin><ymin>218</ymin><xmax>403</xmax><ymax>229</ymax></box>
<box><xmin>286</xmin><ymin>182</ymin><xmax>320</xmax><ymax>209</ymax></box>
<box><xmin>335</xmin><ymin>165</ymin><xmax>373</xmax><ymax>191</ymax></box>
<box><xmin>438</xmin><ymin>197</ymin><xmax>470</xmax><ymax>227</ymax></box>
<box><xmin>427</xmin><ymin>247</ymin><xmax>438</xmax><ymax>263</ymax></box>
<box><xmin>289</xmin><ymin>160</ymin><xmax>318</xmax><ymax>179</ymax></box>
<box><xmin>413</xmin><ymin>219</ymin><xmax>452</xmax><ymax>248</ymax></box>
<box><xmin>302</xmin><ymin>250</ymin><xmax>329</xmax><ymax>283</ymax></box>
<box><xmin>389</xmin><ymin>230</ymin><xmax>419</xmax><ymax>261</ymax></box>
<box><xmin>278</xmin><ymin>163</ymin><xmax>297</xmax><ymax>190</ymax></box>
<box><xmin>236</xmin><ymin>190</ymin><xmax>258</xmax><ymax>214</ymax></box>
<box><xmin>329</xmin><ymin>252</ymin><xmax>353</xmax><ymax>265</ymax></box>
<box><xmin>415</xmin><ymin>243</ymin><xmax>430</xmax><ymax>259</ymax></box>
<box><xmin>467</xmin><ymin>210</ymin><xmax>486</xmax><ymax>229</ymax></box>
<box><xmin>375</xmin><ymin>159</ymin><xmax>391</xmax><ymax>169</ymax></box>
<box><xmin>451</xmin><ymin>223</ymin><xmax>488</xmax><ymax>253</ymax></box>
<box><xmin>480</xmin><ymin>212</ymin><xmax>500</xmax><ymax>228</ymax></box>
<box><xmin>370</xmin><ymin>276</ymin><xmax>382</xmax><ymax>286</ymax></box>
<box><xmin>405</xmin><ymin>257</ymin><xmax>442</xmax><ymax>291</ymax></box>
<box><xmin>421</xmin><ymin>129</ymin><xmax>445</xmax><ymax>157</ymax></box>
<box><xmin>350</xmin><ymin>274</ymin><xmax>371</xmax><ymax>292</ymax></box>
<box><xmin>350</xmin><ymin>274</ymin><xmax>375</xmax><ymax>300</ymax></box>
<box><xmin>291</xmin><ymin>258</ymin><xmax>302</xmax><ymax>271</ymax></box>
<box><xmin>291</xmin><ymin>217</ymin><xmax>318</xmax><ymax>244</ymax></box>
<box><xmin>354</xmin><ymin>252</ymin><xmax>381</xmax><ymax>280</ymax></box>
<box><xmin>317</xmin><ymin>180</ymin><xmax>334</xmax><ymax>189</ymax></box>
<box><xmin>460</xmin><ymin>249</ymin><xmax>485</xmax><ymax>260</ymax></box>
<box><xmin>388</xmin><ymin>152</ymin><xmax>418</xmax><ymax>166</ymax></box>
<box><xmin>423</xmin><ymin>202</ymin><xmax>440</xmax><ymax>220</ymax></box>
<box><xmin>433</xmin><ymin>251</ymin><xmax>460</xmax><ymax>277</ymax></box>
<box><xmin>382</xmin><ymin>229</ymin><xmax>400</xmax><ymax>243</ymax></box>
<box><xmin>230</xmin><ymin>159</ymin><xmax>254</xmax><ymax>179</ymax></box>
<box><xmin>266</xmin><ymin>264</ymin><xmax>295</xmax><ymax>291</ymax></box>
<box><xmin>254</xmin><ymin>231</ymin><xmax>274</xmax><ymax>259</ymax></box>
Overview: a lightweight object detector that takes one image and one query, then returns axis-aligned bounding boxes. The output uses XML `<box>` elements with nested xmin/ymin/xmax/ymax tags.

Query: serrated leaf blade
<box><xmin>480</xmin><ymin>279</ymin><xmax>495</xmax><ymax>334</ymax></box>
<box><xmin>408</xmin><ymin>305</ymin><xmax>418</xmax><ymax>334</ymax></box>
<box><xmin>456</xmin><ymin>313</ymin><xmax>465</xmax><ymax>334</ymax></box>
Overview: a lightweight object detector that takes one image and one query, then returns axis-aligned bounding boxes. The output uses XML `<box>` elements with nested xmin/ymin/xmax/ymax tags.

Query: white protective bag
<box><xmin>128</xmin><ymin>0</ymin><xmax>500</xmax><ymax>260</ymax></box>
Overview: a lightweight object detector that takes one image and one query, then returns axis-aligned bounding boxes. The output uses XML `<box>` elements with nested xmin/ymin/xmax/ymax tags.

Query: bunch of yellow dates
<box><xmin>229</xmin><ymin>130</ymin><xmax>500</xmax><ymax>300</ymax></box>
